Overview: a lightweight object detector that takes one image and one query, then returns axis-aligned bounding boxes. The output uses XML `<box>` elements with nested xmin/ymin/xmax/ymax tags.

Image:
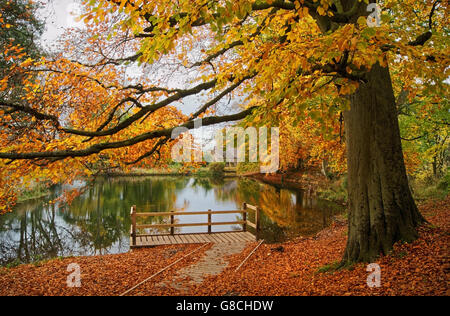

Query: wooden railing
<box><xmin>130</xmin><ymin>203</ymin><xmax>260</xmax><ymax>246</ymax></box>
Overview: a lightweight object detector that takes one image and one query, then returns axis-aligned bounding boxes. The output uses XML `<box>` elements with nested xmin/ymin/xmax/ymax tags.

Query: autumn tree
<box><xmin>0</xmin><ymin>0</ymin><xmax>43</xmax><ymax>83</ymax></box>
<box><xmin>0</xmin><ymin>0</ymin><xmax>448</xmax><ymax>263</ymax></box>
<box><xmin>0</xmin><ymin>0</ymin><xmax>43</xmax><ymax>57</ymax></box>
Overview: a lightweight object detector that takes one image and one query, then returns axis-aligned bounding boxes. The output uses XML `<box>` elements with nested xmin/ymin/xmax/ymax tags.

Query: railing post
<box><xmin>242</xmin><ymin>203</ymin><xmax>247</xmax><ymax>232</ymax></box>
<box><xmin>131</xmin><ymin>205</ymin><xmax>136</xmax><ymax>246</ymax></box>
<box><xmin>170</xmin><ymin>211</ymin><xmax>175</xmax><ymax>235</ymax></box>
<box><xmin>255</xmin><ymin>206</ymin><xmax>260</xmax><ymax>241</ymax></box>
<box><xmin>208</xmin><ymin>209</ymin><xmax>212</xmax><ymax>234</ymax></box>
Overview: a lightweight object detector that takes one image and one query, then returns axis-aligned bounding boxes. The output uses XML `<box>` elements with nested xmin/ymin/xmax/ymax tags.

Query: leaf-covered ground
<box><xmin>184</xmin><ymin>197</ymin><xmax>449</xmax><ymax>296</ymax></box>
<box><xmin>0</xmin><ymin>198</ymin><xmax>448</xmax><ymax>296</ymax></box>
<box><xmin>0</xmin><ymin>244</ymin><xmax>212</xmax><ymax>296</ymax></box>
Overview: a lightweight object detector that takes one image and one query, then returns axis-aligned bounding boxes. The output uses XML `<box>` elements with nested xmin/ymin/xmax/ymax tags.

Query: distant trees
<box><xmin>0</xmin><ymin>0</ymin><xmax>44</xmax><ymax>93</ymax></box>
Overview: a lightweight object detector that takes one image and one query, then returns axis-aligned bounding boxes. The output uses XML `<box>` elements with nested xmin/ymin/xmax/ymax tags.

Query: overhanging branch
<box><xmin>0</xmin><ymin>107</ymin><xmax>258</xmax><ymax>161</ymax></box>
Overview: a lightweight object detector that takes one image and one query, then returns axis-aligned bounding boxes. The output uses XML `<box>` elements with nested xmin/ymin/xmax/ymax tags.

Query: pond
<box><xmin>0</xmin><ymin>176</ymin><xmax>345</xmax><ymax>266</ymax></box>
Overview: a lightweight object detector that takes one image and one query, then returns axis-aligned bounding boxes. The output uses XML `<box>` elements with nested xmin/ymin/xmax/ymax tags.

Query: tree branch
<box><xmin>0</xmin><ymin>107</ymin><xmax>258</xmax><ymax>161</ymax></box>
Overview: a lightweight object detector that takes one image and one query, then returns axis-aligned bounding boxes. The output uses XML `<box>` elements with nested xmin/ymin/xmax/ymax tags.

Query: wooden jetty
<box><xmin>130</xmin><ymin>203</ymin><xmax>260</xmax><ymax>248</ymax></box>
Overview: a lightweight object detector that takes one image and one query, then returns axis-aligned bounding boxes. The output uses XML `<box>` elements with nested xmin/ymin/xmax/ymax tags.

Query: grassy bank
<box><xmin>102</xmin><ymin>163</ymin><xmax>231</xmax><ymax>179</ymax></box>
<box><xmin>17</xmin><ymin>182</ymin><xmax>52</xmax><ymax>203</ymax></box>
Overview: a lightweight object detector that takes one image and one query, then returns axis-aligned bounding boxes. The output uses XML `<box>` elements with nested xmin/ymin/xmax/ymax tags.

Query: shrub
<box><xmin>209</xmin><ymin>162</ymin><xmax>226</xmax><ymax>177</ymax></box>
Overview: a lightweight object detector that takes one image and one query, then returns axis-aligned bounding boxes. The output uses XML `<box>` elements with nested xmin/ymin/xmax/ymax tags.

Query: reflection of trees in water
<box><xmin>0</xmin><ymin>176</ymin><xmax>344</xmax><ymax>264</ymax></box>
<box><xmin>179</xmin><ymin>177</ymin><xmax>343</xmax><ymax>242</ymax></box>
<box><xmin>230</xmin><ymin>178</ymin><xmax>344</xmax><ymax>242</ymax></box>
<box><xmin>213</xmin><ymin>179</ymin><xmax>238</xmax><ymax>202</ymax></box>
<box><xmin>64</xmin><ymin>177</ymin><xmax>188</xmax><ymax>248</ymax></box>
<box><xmin>0</xmin><ymin>197</ymin><xmax>72</xmax><ymax>266</ymax></box>
<box><xmin>0</xmin><ymin>177</ymin><xmax>187</xmax><ymax>265</ymax></box>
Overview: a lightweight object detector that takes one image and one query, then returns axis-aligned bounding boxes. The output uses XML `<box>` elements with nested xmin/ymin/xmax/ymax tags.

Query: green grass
<box><xmin>317</xmin><ymin>175</ymin><xmax>348</xmax><ymax>204</ymax></box>
<box><xmin>17</xmin><ymin>183</ymin><xmax>51</xmax><ymax>202</ymax></box>
<box><xmin>316</xmin><ymin>261</ymin><xmax>342</xmax><ymax>274</ymax></box>
<box><xmin>236</xmin><ymin>162</ymin><xmax>260</xmax><ymax>174</ymax></box>
<box><xmin>411</xmin><ymin>174</ymin><xmax>449</xmax><ymax>201</ymax></box>
<box><xmin>3</xmin><ymin>255</ymin><xmax>68</xmax><ymax>269</ymax></box>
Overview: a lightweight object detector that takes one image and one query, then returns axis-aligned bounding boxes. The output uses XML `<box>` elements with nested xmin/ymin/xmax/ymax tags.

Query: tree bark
<box><xmin>342</xmin><ymin>63</ymin><xmax>425</xmax><ymax>264</ymax></box>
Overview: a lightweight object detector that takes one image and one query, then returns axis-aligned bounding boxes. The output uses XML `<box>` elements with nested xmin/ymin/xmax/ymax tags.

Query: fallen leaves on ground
<box><xmin>0</xmin><ymin>198</ymin><xmax>448</xmax><ymax>296</ymax></box>
<box><xmin>0</xmin><ymin>244</ymin><xmax>211</xmax><ymax>296</ymax></box>
<box><xmin>183</xmin><ymin>197</ymin><xmax>449</xmax><ymax>296</ymax></box>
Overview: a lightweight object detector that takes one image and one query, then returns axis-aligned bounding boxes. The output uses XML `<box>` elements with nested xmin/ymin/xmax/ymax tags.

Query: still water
<box><xmin>0</xmin><ymin>176</ymin><xmax>344</xmax><ymax>266</ymax></box>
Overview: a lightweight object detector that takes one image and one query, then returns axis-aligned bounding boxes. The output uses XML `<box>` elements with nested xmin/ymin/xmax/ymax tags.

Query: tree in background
<box><xmin>0</xmin><ymin>0</ymin><xmax>44</xmax><ymax>211</ymax></box>
<box><xmin>0</xmin><ymin>0</ymin><xmax>44</xmax><ymax>92</ymax></box>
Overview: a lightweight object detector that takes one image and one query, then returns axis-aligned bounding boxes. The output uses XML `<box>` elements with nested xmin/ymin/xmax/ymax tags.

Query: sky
<box><xmin>39</xmin><ymin>0</ymin><xmax>83</xmax><ymax>47</ymax></box>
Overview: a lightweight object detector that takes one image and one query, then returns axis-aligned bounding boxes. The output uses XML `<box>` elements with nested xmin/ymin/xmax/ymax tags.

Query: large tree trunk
<box><xmin>342</xmin><ymin>63</ymin><xmax>425</xmax><ymax>264</ymax></box>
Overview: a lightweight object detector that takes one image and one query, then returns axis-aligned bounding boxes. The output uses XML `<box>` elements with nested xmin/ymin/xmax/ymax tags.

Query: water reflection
<box><xmin>0</xmin><ymin>176</ymin><xmax>344</xmax><ymax>265</ymax></box>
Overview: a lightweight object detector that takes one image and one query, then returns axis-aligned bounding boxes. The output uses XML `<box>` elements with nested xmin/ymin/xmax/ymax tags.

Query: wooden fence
<box><xmin>130</xmin><ymin>203</ymin><xmax>260</xmax><ymax>246</ymax></box>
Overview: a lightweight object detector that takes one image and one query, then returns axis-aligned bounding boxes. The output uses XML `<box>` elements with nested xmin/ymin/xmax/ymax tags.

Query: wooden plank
<box><xmin>211</xmin><ymin>234</ymin><xmax>225</xmax><ymax>243</ymax></box>
<box><xmin>239</xmin><ymin>233</ymin><xmax>251</xmax><ymax>242</ymax></box>
<box><xmin>230</xmin><ymin>233</ymin><xmax>243</xmax><ymax>241</ymax></box>
<box><xmin>136</xmin><ymin>221</ymin><xmax>246</xmax><ymax>229</ymax></box>
<box><xmin>197</xmin><ymin>234</ymin><xmax>210</xmax><ymax>243</ymax></box>
<box><xmin>206</xmin><ymin>234</ymin><xmax>219</xmax><ymax>243</ymax></box>
<box><xmin>131</xmin><ymin>206</ymin><xmax>136</xmax><ymax>246</ymax></box>
<box><xmin>220</xmin><ymin>233</ymin><xmax>235</xmax><ymax>243</ymax></box>
<box><xmin>174</xmin><ymin>235</ymin><xmax>183</xmax><ymax>244</ymax></box>
<box><xmin>173</xmin><ymin>235</ymin><xmax>184</xmax><ymax>244</ymax></box>
<box><xmin>213</xmin><ymin>233</ymin><xmax>227</xmax><ymax>243</ymax></box>
<box><xmin>136</xmin><ymin>210</ymin><xmax>246</xmax><ymax>217</ymax></box>
<box><xmin>189</xmin><ymin>234</ymin><xmax>202</xmax><ymax>243</ymax></box>
<box><xmin>230</xmin><ymin>232</ymin><xmax>245</xmax><ymax>242</ymax></box>
<box><xmin>166</xmin><ymin>235</ymin><xmax>176</xmax><ymax>244</ymax></box>
<box><xmin>245</xmin><ymin>231</ymin><xmax>257</xmax><ymax>241</ymax></box>
<box><xmin>182</xmin><ymin>234</ymin><xmax>193</xmax><ymax>243</ymax></box>
<box><xmin>141</xmin><ymin>236</ymin><xmax>149</xmax><ymax>246</ymax></box>
<box><xmin>185</xmin><ymin>235</ymin><xmax>195</xmax><ymax>244</ymax></box>
<box><xmin>246</xmin><ymin>221</ymin><xmax>257</xmax><ymax>229</ymax></box>
<box><xmin>179</xmin><ymin>235</ymin><xmax>189</xmax><ymax>244</ymax></box>
<box><xmin>185</xmin><ymin>234</ymin><xmax>198</xmax><ymax>244</ymax></box>
<box><xmin>222</xmin><ymin>232</ymin><xmax>238</xmax><ymax>242</ymax></box>
<box><xmin>221</xmin><ymin>234</ymin><xmax>235</xmax><ymax>243</ymax></box>
<box><xmin>162</xmin><ymin>235</ymin><xmax>171</xmax><ymax>244</ymax></box>
<box><xmin>214</xmin><ymin>234</ymin><xmax>230</xmax><ymax>243</ymax></box>
<box><xmin>195</xmin><ymin>234</ymin><xmax>209</xmax><ymax>243</ymax></box>
<box><xmin>224</xmin><ymin>233</ymin><xmax>239</xmax><ymax>242</ymax></box>
<box><xmin>167</xmin><ymin>235</ymin><xmax>176</xmax><ymax>243</ymax></box>
<box><xmin>215</xmin><ymin>233</ymin><xmax>230</xmax><ymax>243</ymax></box>
<box><xmin>155</xmin><ymin>235</ymin><xmax>164</xmax><ymax>245</ymax></box>
<box><xmin>205</xmin><ymin>234</ymin><xmax>217</xmax><ymax>243</ymax></box>
<box><xmin>239</xmin><ymin>232</ymin><xmax>253</xmax><ymax>242</ymax></box>
<box><xmin>187</xmin><ymin>234</ymin><xmax>199</xmax><ymax>243</ymax></box>
<box><xmin>231</xmin><ymin>232</ymin><xmax>246</xmax><ymax>242</ymax></box>
<box><xmin>241</xmin><ymin>232</ymin><xmax>254</xmax><ymax>242</ymax></box>
<box><xmin>246</xmin><ymin>204</ymin><xmax>258</xmax><ymax>211</ymax></box>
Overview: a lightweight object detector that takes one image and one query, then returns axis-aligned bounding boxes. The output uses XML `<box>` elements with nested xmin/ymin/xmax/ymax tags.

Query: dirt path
<box><xmin>156</xmin><ymin>242</ymin><xmax>251</xmax><ymax>293</ymax></box>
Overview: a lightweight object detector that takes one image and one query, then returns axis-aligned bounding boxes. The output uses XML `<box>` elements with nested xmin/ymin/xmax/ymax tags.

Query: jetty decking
<box><xmin>131</xmin><ymin>232</ymin><xmax>257</xmax><ymax>247</ymax></box>
<box><xmin>130</xmin><ymin>203</ymin><xmax>260</xmax><ymax>248</ymax></box>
